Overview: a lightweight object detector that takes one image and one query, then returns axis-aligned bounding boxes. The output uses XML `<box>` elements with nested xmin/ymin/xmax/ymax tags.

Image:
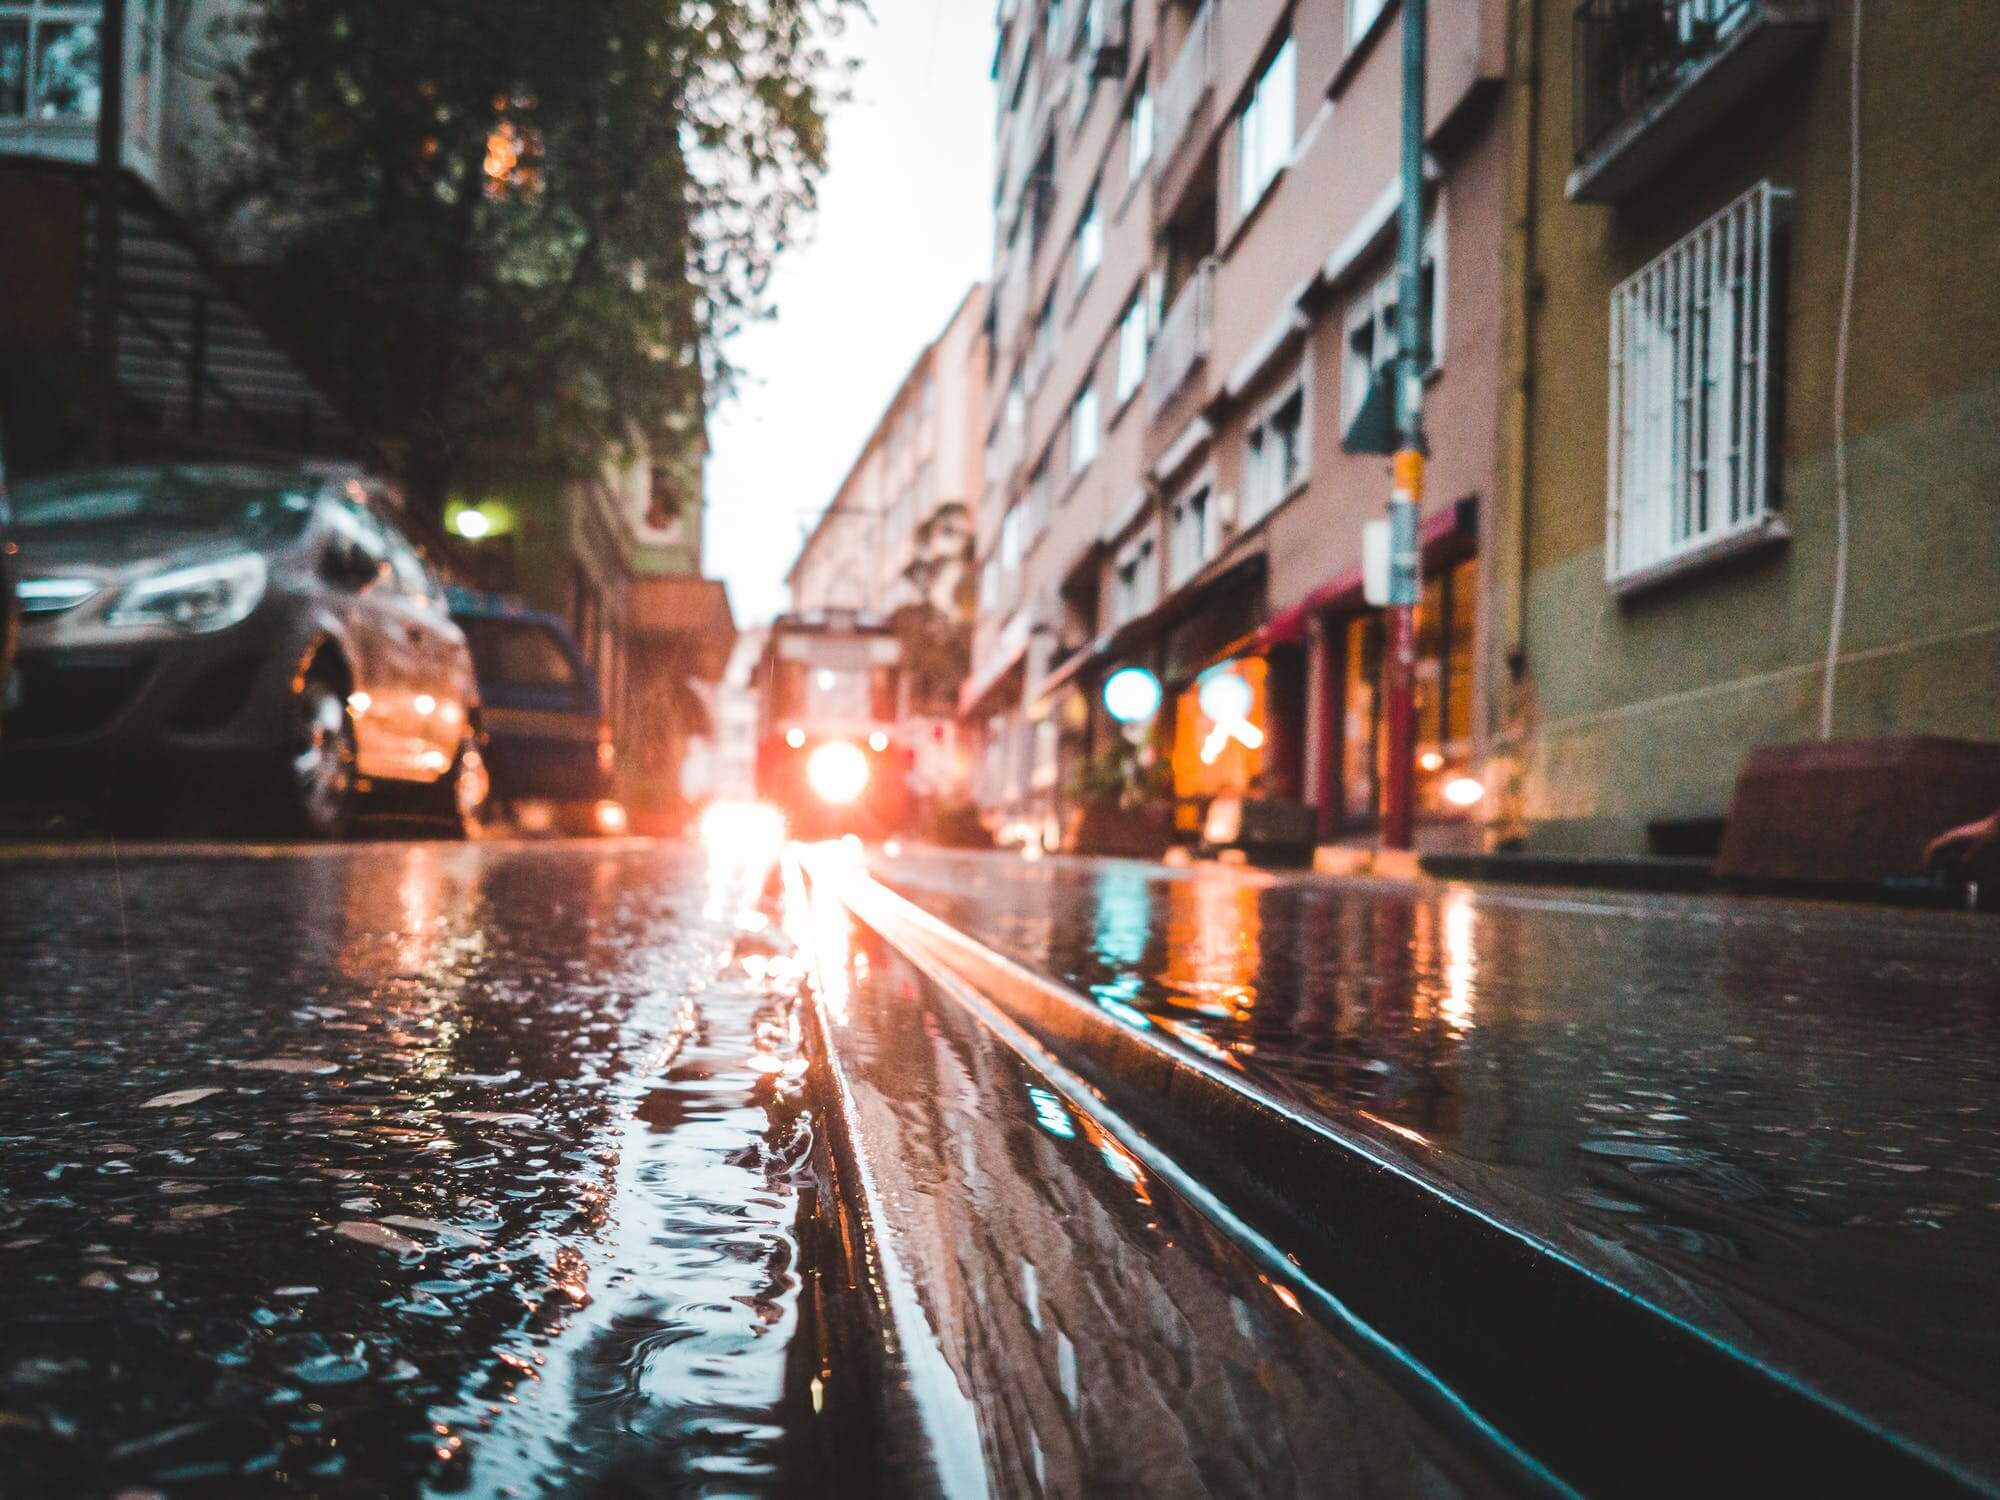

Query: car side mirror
<box><xmin>321</xmin><ymin>540</ymin><xmax>382</xmax><ymax>591</ymax></box>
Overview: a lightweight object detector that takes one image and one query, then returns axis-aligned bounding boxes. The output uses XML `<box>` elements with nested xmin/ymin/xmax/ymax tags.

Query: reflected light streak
<box><xmin>1442</xmin><ymin>893</ymin><xmax>1476</xmax><ymax>1031</ymax></box>
<box><xmin>1357</xmin><ymin>1110</ymin><xmax>1434</xmax><ymax>1150</ymax></box>
<box><xmin>1028</xmin><ymin>1086</ymin><xmax>1076</xmax><ymax>1140</ymax></box>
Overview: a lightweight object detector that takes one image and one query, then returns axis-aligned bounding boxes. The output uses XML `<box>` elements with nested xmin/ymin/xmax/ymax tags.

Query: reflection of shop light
<box><xmin>1028</xmin><ymin>1086</ymin><xmax>1076</xmax><ymax>1139</ymax></box>
<box><xmin>1443</xmin><ymin>776</ymin><xmax>1486</xmax><ymax>807</ymax></box>
<box><xmin>1197</xmin><ymin>668</ymin><xmax>1263</xmax><ymax>765</ymax></box>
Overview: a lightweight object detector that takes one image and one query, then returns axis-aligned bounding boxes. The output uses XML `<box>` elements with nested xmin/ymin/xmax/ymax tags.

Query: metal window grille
<box><xmin>1606</xmin><ymin>180</ymin><xmax>1787</xmax><ymax>582</ymax></box>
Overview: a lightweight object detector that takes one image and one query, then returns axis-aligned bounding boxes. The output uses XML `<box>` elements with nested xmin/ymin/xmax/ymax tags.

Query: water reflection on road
<box><xmin>875</xmin><ymin>850</ymin><xmax>2000</xmax><ymax>1435</ymax></box>
<box><xmin>0</xmin><ymin>837</ymin><xmax>811</xmax><ymax>1498</ymax></box>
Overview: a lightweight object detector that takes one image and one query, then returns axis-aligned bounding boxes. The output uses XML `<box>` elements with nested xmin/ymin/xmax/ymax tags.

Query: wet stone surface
<box><xmin>0</xmin><ymin>843</ymin><xmax>813</xmax><ymax>1499</ymax></box>
<box><xmin>875</xmin><ymin>851</ymin><xmax>2000</xmax><ymax>1454</ymax></box>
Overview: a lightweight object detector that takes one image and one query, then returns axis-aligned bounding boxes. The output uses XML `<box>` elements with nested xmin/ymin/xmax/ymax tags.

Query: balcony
<box><xmin>1152</xmin><ymin>3</ymin><xmax>1215</xmax><ymax>182</ymax></box>
<box><xmin>1569</xmin><ymin>0</ymin><xmax>1827</xmax><ymax>203</ymax></box>
<box><xmin>1146</xmin><ymin>260</ymin><xmax>1215</xmax><ymax>417</ymax></box>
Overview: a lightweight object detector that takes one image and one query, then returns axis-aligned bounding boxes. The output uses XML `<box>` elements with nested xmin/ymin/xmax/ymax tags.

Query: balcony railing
<box><xmin>1570</xmin><ymin>0</ymin><xmax>1825</xmax><ymax>200</ymax></box>
<box><xmin>1146</xmin><ymin>260</ymin><xmax>1215</xmax><ymax>416</ymax></box>
<box><xmin>1152</xmin><ymin>2</ymin><xmax>1215</xmax><ymax>179</ymax></box>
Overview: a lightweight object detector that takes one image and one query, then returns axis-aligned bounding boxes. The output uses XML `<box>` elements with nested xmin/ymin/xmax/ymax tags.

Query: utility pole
<box><xmin>90</xmin><ymin>0</ymin><xmax>128</xmax><ymax>462</ymax></box>
<box><xmin>1381</xmin><ymin>0</ymin><xmax>1427</xmax><ymax>852</ymax></box>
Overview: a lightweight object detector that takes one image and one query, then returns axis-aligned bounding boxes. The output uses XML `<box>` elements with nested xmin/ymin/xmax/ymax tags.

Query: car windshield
<box><xmin>10</xmin><ymin>467</ymin><xmax>319</xmax><ymax>537</ymax></box>
<box><xmin>460</xmin><ymin>619</ymin><xmax>581</xmax><ymax>690</ymax></box>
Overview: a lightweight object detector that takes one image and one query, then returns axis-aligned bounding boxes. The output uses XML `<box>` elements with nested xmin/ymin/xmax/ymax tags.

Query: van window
<box><xmin>462</xmin><ymin>620</ymin><xmax>580</xmax><ymax>689</ymax></box>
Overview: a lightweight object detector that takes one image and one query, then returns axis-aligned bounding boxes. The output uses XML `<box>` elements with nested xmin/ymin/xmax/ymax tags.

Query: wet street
<box><xmin>0</xmin><ymin>840</ymin><xmax>822</xmax><ymax>1499</ymax></box>
<box><xmin>4</xmin><ymin>836</ymin><xmax>1998</xmax><ymax>1497</ymax></box>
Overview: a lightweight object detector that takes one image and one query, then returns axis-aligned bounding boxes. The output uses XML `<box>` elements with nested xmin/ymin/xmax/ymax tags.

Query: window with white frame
<box><xmin>1114</xmin><ymin>291</ymin><xmax>1148</xmax><ymax>404</ymax></box>
<box><xmin>1243</xmin><ymin>384</ymin><xmax>1308</xmax><ymax>525</ymax></box>
<box><xmin>1236</xmin><ymin>35</ymin><xmax>1296</xmax><ymax>216</ymax></box>
<box><xmin>1026</xmin><ymin>456</ymin><xmax>1052</xmax><ymax>532</ymax></box>
<box><xmin>1126</xmin><ymin>79</ymin><xmax>1153</xmax><ymax>184</ymax></box>
<box><xmin>1031</xmin><ymin>291</ymin><xmax>1057</xmax><ymax>388</ymax></box>
<box><xmin>1349</xmin><ymin>0</ymin><xmax>1391</xmax><ymax>44</ymax></box>
<box><xmin>1168</xmin><ymin>483</ymin><xmax>1218</xmax><ymax>586</ymax></box>
<box><xmin>1112</xmin><ymin>534</ymin><xmax>1157</xmax><ymax>625</ymax></box>
<box><xmin>1000</xmin><ymin>501</ymin><xmax>1025</xmax><ymax>574</ymax></box>
<box><xmin>1070</xmin><ymin>381</ymin><xmax>1100</xmax><ymax>474</ymax></box>
<box><xmin>0</xmin><ymin>1</ymin><xmax>103</xmax><ymax>121</ymax></box>
<box><xmin>1607</xmin><ymin>181</ymin><xmax>1787</xmax><ymax>583</ymax></box>
<box><xmin>1075</xmin><ymin>186</ymin><xmax>1102</xmax><ymax>287</ymax></box>
<box><xmin>1343</xmin><ymin>216</ymin><xmax>1444</xmax><ymax>423</ymax></box>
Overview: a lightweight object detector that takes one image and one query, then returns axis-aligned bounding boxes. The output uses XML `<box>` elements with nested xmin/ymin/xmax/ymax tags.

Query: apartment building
<box><xmin>787</xmin><ymin>285</ymin><xmax>988</xmax><ymax>799</ymax></box>
<box><xmin>1489</xmin><ymin>0</ymin><xmax>2000</xmax><ymax>857</ymax></box>
<box><xmin>0</xmin><ymin>0</ymin><xmax>355</xmax><ymax>468</ymax></box>
<box><xmin>965</xmin><ymin>0</ymin><xmax>1509</xmax><ymax>846</ymax></box>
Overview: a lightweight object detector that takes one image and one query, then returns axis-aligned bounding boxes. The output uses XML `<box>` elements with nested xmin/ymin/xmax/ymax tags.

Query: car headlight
<box><xmin>107</xmin><ymin>554</ymin><xmax>268</xmax><ymax>634</ymax></box>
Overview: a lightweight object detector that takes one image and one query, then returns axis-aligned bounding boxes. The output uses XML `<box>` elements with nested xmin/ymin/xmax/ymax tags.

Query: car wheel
<box><xmin>422</xmin><ymin>731</ymin><xmax>489</xmax><ymax>839</ymax></box>
<box><xmin>281</xmin><ymin>677</ymin><xmax>357</xmax><ymax>838</ymax></box>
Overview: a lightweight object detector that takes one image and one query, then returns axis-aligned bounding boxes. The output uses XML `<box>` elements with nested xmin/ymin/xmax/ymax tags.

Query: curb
<box><xmin>832</xmin><ymin>866</ymin><xmax>1996</xmax><ymax>1499</ymax></box>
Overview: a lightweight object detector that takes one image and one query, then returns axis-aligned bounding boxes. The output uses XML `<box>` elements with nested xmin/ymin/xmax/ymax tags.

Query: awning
<box><xmin>1029</xmin><ymin>551</ymin><xmax>1268</xmax><ymax>711</ymax></box>
<box><xmin>1257</xmin><ymin>498</ymin><xmax>1477</xmax><ymax>648</ymax></box>
<box><xmin>629</xmin><ymin>575</ymin><xmax>737</xmax><ymax>681</ymax></box>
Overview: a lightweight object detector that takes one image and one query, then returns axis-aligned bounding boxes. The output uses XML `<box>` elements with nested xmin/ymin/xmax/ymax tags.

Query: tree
<box><xmin>206</xmin><ymin>0</ymin><xmax>857</xmax><ymax>523</ymax></box>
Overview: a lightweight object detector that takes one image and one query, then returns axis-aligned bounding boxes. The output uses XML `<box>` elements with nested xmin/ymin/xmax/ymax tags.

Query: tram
<box><xmin>752</xmin><ymin>609</ymin><xmax>912</xmax><ymax>838</ymax></box>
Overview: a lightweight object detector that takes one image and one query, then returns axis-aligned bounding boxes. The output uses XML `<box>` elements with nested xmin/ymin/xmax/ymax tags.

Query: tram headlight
<box><xmin>806</xmin><ymin>740</ymin><xmax>871</xmax><ymax>806</ymax></box>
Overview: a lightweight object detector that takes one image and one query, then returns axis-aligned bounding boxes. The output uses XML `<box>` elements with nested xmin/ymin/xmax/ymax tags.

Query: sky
<box><xmin>703</xmin><ymin>1</ymin><xmax>999</xmax><ymax>627</ymax></box>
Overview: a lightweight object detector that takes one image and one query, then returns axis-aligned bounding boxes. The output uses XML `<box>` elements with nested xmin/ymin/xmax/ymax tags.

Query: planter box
<box><xmin>1201</xmin><ymin>797</ymin><xmax>1319</xmax><ymax>866</ymax></box>
<box><xmin>1068</xmin><ymin>803</ymin><xmax>1175</xmax><ymax>859</ymax></box>
<box><xmin>1716</xmin><ymin>737</ymin><xmax>2000</xmax><ymax>886</ymax></box>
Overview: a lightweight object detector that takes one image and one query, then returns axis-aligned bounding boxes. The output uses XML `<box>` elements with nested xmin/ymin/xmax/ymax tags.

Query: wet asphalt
<box><xmin>7</xmin><ymin>836</ymin><xmax>1999</xmax><ymax>1497</ymax></box>
<box><xmin>870</xmin><ymin>848</ymin><xmax>2000</xmax><ymax>1476</ymax></box>
<box><xmin>0</xmin><ymin>839</ymin><xmax>817</xmax><ymax>1499</ymax></box>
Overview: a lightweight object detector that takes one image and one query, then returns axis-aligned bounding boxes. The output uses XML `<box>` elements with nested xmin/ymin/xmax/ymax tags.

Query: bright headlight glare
<box><xmin>108</xmin><ymin>553</ymin><xmax>268</xmax><ymax>634</ymax></box>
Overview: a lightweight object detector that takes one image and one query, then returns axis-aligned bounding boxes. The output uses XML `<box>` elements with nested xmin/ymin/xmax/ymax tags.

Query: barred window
<box><xmin>1607</xmin><ymin>181</ymin><xmax>1788</xmax><ymax>583</ymax></box>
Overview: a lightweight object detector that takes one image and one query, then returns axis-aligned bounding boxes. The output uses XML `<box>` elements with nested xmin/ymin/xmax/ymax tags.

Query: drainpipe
<box><xmin>1496</xmin><ymin>0</ymin><xmax>1539</xmax><ymax>681</ymax></box>
<box><xmin>91</xmin><ymin>0</ymin><xmax>128</xmax><ymax>462</ymax></box>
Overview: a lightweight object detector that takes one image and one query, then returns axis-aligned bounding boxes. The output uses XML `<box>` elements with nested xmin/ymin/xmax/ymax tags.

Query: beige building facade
<box><xmin>966</xmin><ymin>0</ymin><xmax>1510</xmax><ymax>847</ymax></box>
<box><xmin>787</xmin><ymin>285</ymin><xmax>989</xmax><ymax>799</ymax></box>
<box><xmin>1492</xmin><ymin>0</ymin><xmax>2000</xmax><ymax>855</ymax></box>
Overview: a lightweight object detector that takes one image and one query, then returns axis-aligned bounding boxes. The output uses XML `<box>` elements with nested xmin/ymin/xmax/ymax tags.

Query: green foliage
<box><xmin>206</xmin><ymin>0</ymin><xmax>859</xmax><ymax>520</ymax></box>
<box><xmin>1068</xmin><ymin>738</ymin><xmax>1174</xmax><ymax>811</ymax></box>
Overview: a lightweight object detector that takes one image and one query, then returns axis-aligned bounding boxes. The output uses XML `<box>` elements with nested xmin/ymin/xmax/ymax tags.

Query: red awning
<box><xmin>1257</xmin><ymin>503</ymin><xmax>1473</xmax><ymax>649</ymax></box>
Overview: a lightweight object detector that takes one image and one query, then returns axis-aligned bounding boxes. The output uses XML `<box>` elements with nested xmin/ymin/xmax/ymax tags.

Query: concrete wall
<box><xmin>1504</xmin><ymin>0</ymin><xmax>2000</xmax><ymax>853</ymax></box>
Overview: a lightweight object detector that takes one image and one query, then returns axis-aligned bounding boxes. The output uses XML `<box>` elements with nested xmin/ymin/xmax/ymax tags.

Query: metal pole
<box><xmin>90</xmin><ymin>0</ymin><xmax>128</xmax><ymax>462</ymax></box>
<box><xmin>1382</xmin><ymin>0</ymin><xmax>1426</xmax><ymax>852</ymax></box>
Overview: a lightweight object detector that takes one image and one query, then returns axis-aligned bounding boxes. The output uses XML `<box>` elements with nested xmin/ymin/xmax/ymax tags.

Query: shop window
<box><xmin>1336</xmin><ymin>555</ymin><xmax>1478</xmax><ymax>823</ymax></box>
<box><xmin>1171</xmin><ymin>658</ymin><xmax>1268</xmax><ymax>802</ymax></box>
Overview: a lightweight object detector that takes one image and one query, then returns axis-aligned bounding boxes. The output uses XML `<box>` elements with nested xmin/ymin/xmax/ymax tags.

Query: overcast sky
<box><xmin>703</xmin><ymin>2</ymin><xmax>998</xmax><ymax>626</ymax></box>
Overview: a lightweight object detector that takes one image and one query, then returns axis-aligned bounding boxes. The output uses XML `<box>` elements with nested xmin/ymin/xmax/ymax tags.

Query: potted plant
<box><xmin>1065</xmin><ymin>739</ymin><xmax>1176</xmax><ymax>858</ymax></box>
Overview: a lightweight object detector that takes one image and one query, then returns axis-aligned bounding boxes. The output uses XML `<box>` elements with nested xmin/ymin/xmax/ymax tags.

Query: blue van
<box><xmin>447</xmin><ymin>590</ymin><xmax>621</xmax><ymax>834</ymax></box>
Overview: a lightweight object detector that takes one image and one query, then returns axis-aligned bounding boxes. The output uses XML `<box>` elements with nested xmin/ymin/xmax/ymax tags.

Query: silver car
<box><xmin>1</xmin><ymin>464</ymin><xmax>486</xmax><ymax>837</ymax></box>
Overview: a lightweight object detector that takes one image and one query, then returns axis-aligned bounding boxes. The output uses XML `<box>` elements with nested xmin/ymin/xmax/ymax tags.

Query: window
<box><xmin>1114</xmin><ymin>291</ymin><xmax>1148</xmax><ymax>404</ymax></box>
<box><xmin>1000</xmin><ymin>501</ymin><xmax>1025</xmax><ymax>573</ymax></box>
<box><xmin>1168</xmin><ymin>484</ymin><xmax>1217</xmax><ymax>585</ymax></box>
<box><xmin>1343</xmin><ymin>217</ymin><xmax>1444</xmax><ymax>423</ymax></box>
<box><xmin>1349</xmin><ymin>0</ymin><xmax>1391</xmax><ymax>44</ymax></box>
<box><xmin>1236</xmin><ymin>36</ymin><xmax>1296</xmax><ymax>215</ymax></box>
<box><xmin>1046</xmin><ymin>0</ymin><xmax>1067</xmax><ymax>55</ymax></box>
<box><xmin>0</xmin><ymin>2</ymin><xmax>100</xmax><ymax>121</ymax></box>
<box><xmin>1069</xmin><ymin>382</ymin><xmax>1100</xmax><ymax>474</ymax></box>
<box><xmin>462</xmin><ymin>621</ymin><xmax>580</xmax><ymax>690</ymax></box>
<box><xmin>1031</xmin><ymin>291</ymin><xmax>1057</xmax><ymax>388</ymax></box>
<box><xmin>1126</xmin><ymin>80</ymin><xmax>1154</xmax><ymax>183</ymax></box>
<box><xmin>1112</xmin><ymin>535</ymin><xmax>1156</xmax><ymax>625</ymax></box>
<box><xmin>981</xmin><ymin>551</ymin><xmax>1002</xmax><ymax>609</ymax></box>
<box><xmin>1074</xmin><ymin>187</ymin><xmax>1102</xmax><ymax>287</ymax></box>
<box><xmin>1244</xmin><ymin>385</ymin><xmax>1308</xmax><ymax>524</ymax></box>
<box><xmin>1608</xmin><ymin>182</ymin><xmax>1786</xmax><ymax>583</ymax></box>
<box><xmin>1338</xmin><ymin>556</ymin><xmax>1477</xmax><ymax>823</ymax></box>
